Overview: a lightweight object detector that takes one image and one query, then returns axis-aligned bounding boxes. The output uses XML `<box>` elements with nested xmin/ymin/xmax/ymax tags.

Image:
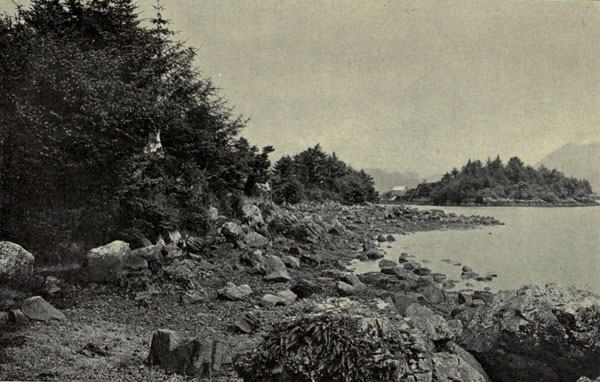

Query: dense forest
<box><xmin>271</xmin><ymin>145</ymin><xmax>378</xmax><ymax>205</ymax></box>
<box><xmin>402</xmin><ymin>156</ymin><xmax>594</xmax><ymax>205</ymax></box>
<box><xmin>0</xmin><ymin>0</ymin><xmax>376</xmax><ymax>260</ymax></box>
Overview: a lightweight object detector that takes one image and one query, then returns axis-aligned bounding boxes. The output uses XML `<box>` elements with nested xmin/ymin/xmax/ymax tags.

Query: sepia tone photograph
<box><xmin>0</xmin><ymin>0</ymin><xmax>599</xmax><ymax>381</ymax></box>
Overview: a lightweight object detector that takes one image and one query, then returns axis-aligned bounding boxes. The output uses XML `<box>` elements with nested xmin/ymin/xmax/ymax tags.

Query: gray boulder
<box><xmin>241</xmin><ymin>204</ymin><xmax>265</xmax><ymax>229</ymax></box>
<box><xmin>0</xmin><ymin>241</ymin><xmax>35</xmax><ymax>287</ymax></box>
<box><xmin>85</xmin><ymin>240</ymin><xmax>129</xmax><ymax>283</ymax></box>
<box><xmin>218</xmin><ymin>282</ymin><xmax>253</xmax><ymax>301</ymax></box>
<box><xmin>460</xmin><ymin>284</ymin><xmax>600</xmax><ymax>382</ymax></box>
<box><xmin>21</xmin><ymin>296</ymin><xmax>66</xmax><ymax>321</ymax></box>
<box><xmin>221</xmin><ymin>222</ymin><xmax>246</xmax><ymax>243</ymax></box>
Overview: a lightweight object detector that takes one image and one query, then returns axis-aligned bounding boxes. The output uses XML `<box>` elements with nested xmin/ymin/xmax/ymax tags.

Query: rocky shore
<box><xmin>1</xmin><ymin>202</ymin><xmax>599</xmax><ymax>381</ymax></box>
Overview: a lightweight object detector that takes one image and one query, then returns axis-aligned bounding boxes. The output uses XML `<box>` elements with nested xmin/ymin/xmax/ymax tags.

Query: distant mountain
<box><xmin>364</xmin><ymin>168</ymin><xmax>422</xmax><ymax>193</ymax></box>
<box><xmin>536</xmin><ymin>141</ymin><xmax>600</xmax><ymax>193</ymax></box>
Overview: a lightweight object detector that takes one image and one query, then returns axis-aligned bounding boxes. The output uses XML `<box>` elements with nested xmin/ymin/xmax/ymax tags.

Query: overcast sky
<box><xmin>2</xmin><ymin>0</ymin><xmax>599</xmax><ymax>176</ymax></box>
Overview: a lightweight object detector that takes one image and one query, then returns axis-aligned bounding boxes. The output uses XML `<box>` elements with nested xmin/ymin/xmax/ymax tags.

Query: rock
<box><xmin>432</xmin><ymin>273</ymin><xmax>447</xmax><ymax>283</ymax></box>
<box><xmin>261</xmin><ymin>294</ymin><xmax>288</xmax><ymax>307</ymax></box>
<box><xmin>263</xmin><ymin>269</ymin><xmax>292</xmax><ymax>282</ymax></box>
<box><xmin>234</xmin><ymin>312</ymin><xmax>259</xmax><ymax>333</ymax></box>
<box><xmin>379</xmin><ymin>259</ymin><xmax>397</xmax><ymax>268</ymax></box>
<box><xmin>85</xmin><ymin>241</ymin><xmax>129</xmax><ymax>284</ymax></box>
<box><xmin>398</xmin><ymin>252</ymin><xmax>410</xmax><ymax>263</ymax></box>
<box><xmin>341</xmin><ymin>274</ymin><xmax>366</xmax><ymax>290</ymax></box>
<box><xmin>130</xmin><ymin>244</ymin><xmax>162</xmax><ymax>263</ymax></box>
<box><xmin>123</xmin><ymin>254</ymin><xmax>149</xmax><ymax>271</ymax></box>
<box><xmin>147</xmin><ymin>329</ymin><xmax>202</xmax><ymax>375</ymax></box>
<box><xmin>0</xmin><ymin>241</ymin><xmax>35</xmax><ymax>287</ymax></box>
<box><xmin>403</xmin><ymin>261</ymin><xmax>420</xmax><ymax>271</ymax></box>
<box><xmin>277</xmin><ymin>289</ymin><xmax>297</xmax><ymax>305</ymax></box>
<box><xmin>392</xmin><ymin>294</ymin><xmax>421</xmax><ymax>315</ymax></box>
<box><xmin>458</xmin><ymin>292</ymin><xmax>472</xmax><ymax>305</ymax></box>
<box><xmin>186</xmin><ymin>236</ymin><xmax>205</xmax><ymax>253</ymax></box>
<box><xmin>415</xmin><ymin>279</ymin><xmax>446</xmax><ymax>304</ymax></box>
<box><xmin>336</xmin><ymin>281</ymin><xmax>358</xmax><ymax>296</ymax></box>
<box><xmin>282</xmin><ymin>255</ymin><xmax>300</xmax><ymax>269</ymax></box>
<box><xmin>196</xmin><ymin>259</ymin><xmax>217</xmax><ymax>271</ymax></box>
<box><xmin>244</xmin><ymin>232</ymin><xmax>270</xmax><ymax>249</ymax></box>
<box><xmin>181</xmin><ymin>292</ymin><xmax>202</xmax><ymax>305</ymax></box>
<box><xmin>413</xmin><ymin>267</ymin><xmax>432</xmax><ymax>276</ymax></box>
<box><xmin>376</xmin><ymin>234</ymin><xmax>387</xmax><ymax>242</ymax></box>
<box><xmin>300</xmin><ymin>254</ymin><xmax>320</xmax><ymax>267</ymax></box>
<box><xmin>255</xmin><ymin>255</ymin><xmax>286</xmax><ymax>275</ymax></box>
<box><xmin>291</xmin><ymin>279</ymin><xmax>323</xmax><ymax>298</ymax></box>
<box><xmin>442</xmin><ymin>280</ymin><xmax>456</xmax><ymax>290</ymax></box>
<box><xmin>9</xmin><ymin>309</ymin><xmax>29</xmax><ymax>325</ymax></box>
<box><xmin>289</xmin><ymin>246</ymin><xmax>303</xmax><ymax>256</ymax></box>
<box><xmin>386</xmin><ymin>234</ymin><xmax>396</xmax><ymax>242</ymax></box>
<box><xmin>42</xmin><ymin>276</ymin><xmax>61</xmax><ymax>296</ymax></box>
<box><xmin>432</xmin><ymin>351</ymin><xmax>490</xmax><ymax>382</ymax></box>
<box><xmin>241</xmin><ymin>204</ymin><xmax>265</xmax><ymax>229</ymax></box>
<box><xmin>221</xmin><ymin>222</ymin><xmax>246</xmax><ymax>243</ymax></box>
<box><xmin>162</xmin><ymin>243</ymin><xmax>184</xmax><ymax>259</ymax></box>
<box><xmin>365</xmin><ymin>248</ymin><xmax>384</xmax><ymax>259</ymax></box>
<box><xmin>406</xmin><ymin>304</ymin><xmax>457</xmax><ymax>342</ymax></box>
<box><xmin>217</xmin><ymin>282</ymin><xmax>252</xmax><ymax>301</ymax></box>
<box><xmin>460</xmin><ymin>284</ymin><xmax>600</xmax><ymax>382</ymax></box>
<box><xmin>21</xmin><ymin>296</ymin><xmax>66</xmax><ymax>321</ymax></box>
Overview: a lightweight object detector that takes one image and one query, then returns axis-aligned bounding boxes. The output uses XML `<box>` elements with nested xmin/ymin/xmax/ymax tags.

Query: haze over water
<box><xmin>353</xmin><ymin>205</ymin><xmax>600</xmax><ymax>294</ymax></box>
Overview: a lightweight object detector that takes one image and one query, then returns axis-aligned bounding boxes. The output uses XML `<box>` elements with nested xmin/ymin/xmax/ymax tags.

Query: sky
<box><xmin>2</xmin><ymin>0</ymin><xmax>600</xmax><ymax>177</ymax></box>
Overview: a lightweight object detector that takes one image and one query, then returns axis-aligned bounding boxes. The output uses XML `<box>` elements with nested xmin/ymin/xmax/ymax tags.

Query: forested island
<box><xmin>396</xmin><ymin>156</ymin><xmax>597</xmax><ymax>206</ymax></box>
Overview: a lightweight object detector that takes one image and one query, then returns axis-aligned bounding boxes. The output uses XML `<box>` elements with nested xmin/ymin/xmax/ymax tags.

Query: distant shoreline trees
<box><xmin>402</xmin><ymin>156</ymin><xmax>595</xmax><ymax>205</ymax></box>
<box><xmin>272</xmin><ymin>145</ymin><xmax>378</xmax><ymax>205</ymax></box>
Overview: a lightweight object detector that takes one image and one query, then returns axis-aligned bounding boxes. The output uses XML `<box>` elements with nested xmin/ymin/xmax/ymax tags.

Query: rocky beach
<box><xmin>1</xmin><ymin>202</ymin><xmax>599</xmax><ymax>381</ymax></box>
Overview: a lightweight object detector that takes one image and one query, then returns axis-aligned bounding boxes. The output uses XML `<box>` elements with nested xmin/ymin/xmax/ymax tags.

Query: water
<box><xmin>351</xmin><ymin>205</ymin><xmax>600</xmax><ymax>294</ymax></box>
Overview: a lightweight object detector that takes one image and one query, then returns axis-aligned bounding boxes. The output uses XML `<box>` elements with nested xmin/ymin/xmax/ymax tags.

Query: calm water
<box><xmin>351</xmin><ymin>205</ymin><xmax>600</xmax><ymax>294</ymax></box>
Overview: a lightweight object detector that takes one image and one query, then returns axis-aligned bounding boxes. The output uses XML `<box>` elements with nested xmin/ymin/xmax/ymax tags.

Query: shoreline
<box><xmin>1</xmin><ymin>202</ymin><xmax>599</xmax><ymax>381</ymax></box>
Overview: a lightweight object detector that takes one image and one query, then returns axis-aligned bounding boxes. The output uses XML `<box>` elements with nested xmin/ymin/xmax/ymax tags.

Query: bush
<box><xmin>239</xmin><ymin>312</ymin><xmax>401</xmax><ymax>382</ymax></box>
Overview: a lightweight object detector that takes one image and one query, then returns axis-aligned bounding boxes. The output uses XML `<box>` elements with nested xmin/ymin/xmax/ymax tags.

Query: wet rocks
<box><xmin>460</xmin><ymin>284</ymin><xmax>600</xmax><ymax>382</ymax></box>
<box><xmin>0</xmin><ymin>241</ymin><xmax>35</xmax><ymax>287</ymax></box>
<box><xmin>21</xmin><ymin>296</ymin><xmax>66</xmax><ymax>321</ymax></box>
<box><xmin>291</xmin><ymin>279</ymin><xmax>323</xmax><ymax>298</ymax></box>
<box><xmin>365</xmin><ymin>248</ymin><xmax>384</xmax><ymax>259</ymax></box>
<box><xmin>85</xmin><ymin>240</ymin><xmax>129</xmax><ymax>284</ymax></box>
<box><xmin>378</xmin><ymin>259</ymin><xmax>397</xmax><ymax>268</ymax></box>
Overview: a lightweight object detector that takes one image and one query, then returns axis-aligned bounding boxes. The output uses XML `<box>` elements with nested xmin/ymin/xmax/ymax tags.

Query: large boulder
<box><xmin>220</xmin><ymin>222</ymin><xmax>246</xmax><ymax>243</ymax></box>
<box><xmin>241</xmin><ymin>204</ymin><xmax>265</xmax><ymax>229</ymax></box>
<box><xmin>460</xmin><ymin>284</ymin><xmax>600</xmax><ymax>382</ymax></box>
<box><xmin>147</xmin><ymin>330</ymin><xmax>232</xmax><ymax>377</ymax></box>
<box><xmin>244</xmin><ymin>232</ymin><xmax>270</xmax><ymax>249</ymax></box>
<box><xmin>85</xmin><ymin>241</ymin><xmax>129</xmax><ymax>283</ymax></box>
<box><xmin>21</xmin><ymin>296</ymin><xmax>66</xmax><ymax>321</ymax></box>
<box><xmin>0</xmin><ymin>241</ymin><xmax>35</xmax><ymax>287</ymax></box>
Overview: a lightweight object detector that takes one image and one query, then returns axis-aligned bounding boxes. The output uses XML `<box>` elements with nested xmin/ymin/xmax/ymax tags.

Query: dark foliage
<box><xmin>240</xmin><ymin>312</ymin><xmax>401</xmax><ymax>382</ymax></box>
<box><xmin>0</xmin><ymin>0</ymin><xmax>271</xmax><ymax>261</ymax></box>
<box><xmin>271</xmin><ymin>145</ymin><xmax>378</xmax><ymax>205</ymax></box>
<box><xmin>404</xmin><ymin>156</ymin><xmax>594</xmax><ymax>205</ymax></box>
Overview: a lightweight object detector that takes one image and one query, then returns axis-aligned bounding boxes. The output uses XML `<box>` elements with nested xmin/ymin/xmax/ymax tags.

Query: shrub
<box><xmin>239</xmin><ymin>312</ymin><xmax>402</xmax><ymax>382</ymax></box>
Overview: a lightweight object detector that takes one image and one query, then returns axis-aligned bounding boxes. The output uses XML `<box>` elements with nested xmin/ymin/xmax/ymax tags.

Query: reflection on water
<box><xmin>350</xmin><ymin>205</ymin><xmax>600</xmax><ymax>294</ymax></box>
